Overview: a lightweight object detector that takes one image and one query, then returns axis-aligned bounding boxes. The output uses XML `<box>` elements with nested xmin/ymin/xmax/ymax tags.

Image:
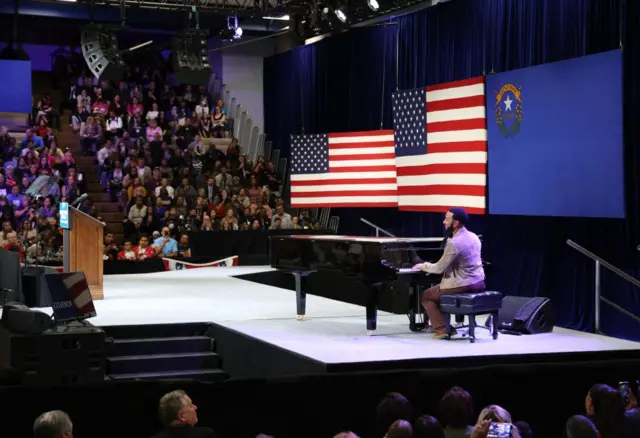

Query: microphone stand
<box><xmin>32</xmin><ymin>195</ymin><xmax>43</xmax><ymax>304</ymax></box>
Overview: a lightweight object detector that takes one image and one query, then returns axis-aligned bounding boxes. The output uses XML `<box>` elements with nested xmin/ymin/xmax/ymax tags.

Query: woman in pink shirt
<box><xmin>126</xmin><ymin>97</ymin><xmax>144</xmax><ymax>118</ymax></box>
<box><xmin>145</xmin><ymin>119</ymin><xmax>162</xmax><ymax>141</ymax></box>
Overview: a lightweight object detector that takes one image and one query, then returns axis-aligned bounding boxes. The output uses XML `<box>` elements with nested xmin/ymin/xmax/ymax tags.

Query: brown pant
<box><xmin>421</xmin><ymin>281</ymin><xmax>486</xmax><ymax>331</ymax></box>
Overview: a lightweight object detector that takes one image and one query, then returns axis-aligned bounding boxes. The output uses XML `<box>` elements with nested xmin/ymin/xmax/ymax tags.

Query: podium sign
<box><xmin>59</xmin><ymin>202</ymin><xmax>70</xmax><ymax>230</ymax></box>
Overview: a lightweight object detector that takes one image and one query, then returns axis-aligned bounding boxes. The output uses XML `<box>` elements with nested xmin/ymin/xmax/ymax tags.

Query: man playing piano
<box><xmin>413</xmin><ymin>208</ymin><xmax>486</xmax><ymax>339</ymax></box>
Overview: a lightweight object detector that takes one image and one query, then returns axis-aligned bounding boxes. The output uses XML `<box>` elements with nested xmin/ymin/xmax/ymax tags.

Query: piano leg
<box><xmin>366</xmin><ymin>283</ymin><xmax>380</xmax><ymax>334</ymax></box>
<box><xmin>408</xmin><ymin>284</ymin><xmax>427</xmax><ymax>332</ymax></box>
<box><xmin>292</xmin><ymin>271</ymin><xmax>314</xmax><ymax>321</ymax></box>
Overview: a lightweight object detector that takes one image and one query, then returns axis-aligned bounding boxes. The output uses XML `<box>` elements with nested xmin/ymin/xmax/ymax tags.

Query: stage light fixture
<box><xmin>367</xmin><ymin>0</ymin><xmax>379</xmax><ymax>11</ymax></box>
<box><xmin>334</xmin><ymin>6</ymin><xmax>347</xmax><ymax>22</ymax></box>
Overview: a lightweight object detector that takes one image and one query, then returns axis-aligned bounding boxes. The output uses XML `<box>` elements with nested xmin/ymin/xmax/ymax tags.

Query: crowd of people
<box><xmin>0</xmin><ymin>126</ymin><xmax>89</xmax><ymax>265</ymax></box>
<box><xmin>2</xmin><ymin>49</ymin><xmax>317</xmax><ymax>265</ymax></box>
<box><xmin>30</xmin><ymin>383</ymin><xmax>640</xmax><ymax>438</ymax></box>
<box><xmin>63</xmin><ymin>53</ymin><xmax>319</xmax><ymax>260</ymax></box>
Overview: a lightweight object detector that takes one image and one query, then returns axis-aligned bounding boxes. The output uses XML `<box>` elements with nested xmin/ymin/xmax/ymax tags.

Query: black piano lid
<box><xmin>276</xmin><ymin>235</ymin><xmax>444</xmax><ymax>243</ymax></box>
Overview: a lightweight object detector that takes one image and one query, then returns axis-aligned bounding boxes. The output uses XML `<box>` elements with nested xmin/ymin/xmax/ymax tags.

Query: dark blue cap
<box><xmin>448</xmin><ymin>207</ymin><xmax>468</xmax><ymax>225</ymax></box>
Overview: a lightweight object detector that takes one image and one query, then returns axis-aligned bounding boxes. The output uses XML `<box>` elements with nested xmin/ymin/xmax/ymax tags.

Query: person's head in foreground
<box><xmin>33</xmin><ymin>410</ymin><xmax>73</xmax><ymax>438</ymax></box>
<box><xmin>566</xmin><ymin>415</ymin><xmax>599</xmax><ymax>438</ymax></box>
<box><xmin>474</xmin><ymin>405</ymin><xmax>520</xmax><ymax>438</ymax></box>
<box><xmin>158</xmin><ymin>390</ymin><xmax>199</xmax><ymax>427</ymax></box>
<box><xmin>584</xmin><ymin>384</ymin><xmax>624</xmax><ymax>438</ymax></box>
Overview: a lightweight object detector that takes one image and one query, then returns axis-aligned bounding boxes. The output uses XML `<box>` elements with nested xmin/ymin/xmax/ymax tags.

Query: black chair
<box><xmin>440</xmin><ymin>291</ymin><xmax>503</xmax><ymax>343</ymax></box>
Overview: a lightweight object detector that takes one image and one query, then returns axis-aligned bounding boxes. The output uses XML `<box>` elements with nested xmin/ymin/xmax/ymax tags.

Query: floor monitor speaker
<box><xmin>491</xmin><ymin>296</ymin><xmax>555</xmax><ymax>334</ymax></box>
<box><xmin>1</xmin><ymin>303</ymin><xmax>52</xmax><ymax>335</ymax></box>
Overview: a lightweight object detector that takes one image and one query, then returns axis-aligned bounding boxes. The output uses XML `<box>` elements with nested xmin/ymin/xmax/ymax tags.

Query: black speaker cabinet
<box><xmin>171</xmin><ymin>29</ymin><xmax>211</xmax><ymax>85</ymax></box>
<box><xmin>491</xmin><ymin>296</ymin><xmax>555</xmax><ymax>334</ymax></box>
<box><xmin>0</xmin><ymin>321</ymin><xmax>106</xmax><ymax>385</ymax></box>
<box><xmin>81</xmin><ymin>25</ymin><xmax>127</xmax><ymax>81</ymax></box>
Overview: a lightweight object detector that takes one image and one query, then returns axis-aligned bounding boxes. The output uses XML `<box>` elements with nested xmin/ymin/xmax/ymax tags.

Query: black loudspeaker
<box><xmin>81</xmin><ymin>25</ymin><xmax>127</xmax><ymax>81</ymax></box>
<box><xmin>21</xmin><ymin>266</ymin><xmax>58</xmax><ymax>307</ymax></box>
<box><xmin>1</xmin><ymin>304</ymin><xmax>52</xmax><ymax>335</ymax></box>
<box><xmin>492</xmin><ymin>296</ymin><xmax>555</xmax><ymax>334</ymax></box>
<box><xmin>0</xmin><ymin>320</ymin><xmax>106</xmax><ymax>385</ymax></box>
<box><xmin>171</xmin><ymin>29</ymin><xmax>211</xmax><ymax>85</ymax></box>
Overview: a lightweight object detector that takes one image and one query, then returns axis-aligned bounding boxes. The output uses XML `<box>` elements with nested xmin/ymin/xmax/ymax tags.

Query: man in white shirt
<box><xmin>154</xmin><ymin>178</ymin><xmax>175</xmax><ymax>198</ymax></box>
<box><xmin>106</xmin><ymin>110</ymin><xmax>123</xmax><ymax>139</ymax></box>
<box><xmin>97</xmin><ymin>142</ymin><xmax>114</xmax><ymax>187</ymax></box>
<box><xmin>271</xmin><ymin>205</ymin><xmax>292</xmax><ymax>229</ymax></box>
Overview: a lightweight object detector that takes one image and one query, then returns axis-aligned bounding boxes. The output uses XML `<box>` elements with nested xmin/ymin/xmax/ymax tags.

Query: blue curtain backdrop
<box><xmin>263</xmin><ymin>0</ymin><xmax>640</xmax><ymax>341</ymax></box>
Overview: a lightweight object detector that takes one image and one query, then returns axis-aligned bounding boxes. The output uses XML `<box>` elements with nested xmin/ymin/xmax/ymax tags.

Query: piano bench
<box><xmin>440</xmin><ymin>291</ymin><xmax>503</xmax><ymax>343</ymax></box>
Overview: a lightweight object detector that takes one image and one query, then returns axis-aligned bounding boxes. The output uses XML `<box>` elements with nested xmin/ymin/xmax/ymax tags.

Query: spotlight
<box><xmin>334</xmin><ymin>6</ymin><xmax>347</xmax><ymax>22</ymax></box>
<box><xmin>222</xmin><ymin>15</ymin><xmax>243</xmax><ymax>41</ymax></box>
<box><xmin>367</xmin><ymin>0</ymin><xmax>379</xmax><ymax>10</ymax></box>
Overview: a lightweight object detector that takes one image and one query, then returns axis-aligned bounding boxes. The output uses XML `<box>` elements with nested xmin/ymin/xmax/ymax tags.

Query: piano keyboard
<box><xmin>397</xmin><ymin>268</ymin><xmax>423</xmax><ymax>274</ymax></box>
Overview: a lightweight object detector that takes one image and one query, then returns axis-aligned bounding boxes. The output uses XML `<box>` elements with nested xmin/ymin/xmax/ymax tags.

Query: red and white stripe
<box><xmin>61</xmin><ymin>272</ymin><xmax>96</xmax><ymax>318</ymax></box>
<box><xmin>396</xmin><ymin>77</ymin><xmax>487</xmax><ymax>214</ymax></box>
<box><xmin>290</xmin><ymin>130</ymin><xmax>398</xmax><ymax>208</ymax></box>
<box><xmin>162</xmin><ymin>255</ymin><xmax>239</xmax><ymax>271</ymax></box>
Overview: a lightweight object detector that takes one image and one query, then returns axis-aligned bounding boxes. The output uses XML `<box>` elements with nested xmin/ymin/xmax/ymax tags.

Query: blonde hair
<box><xmin>476</xmin><ymin>405</ymin><xmax>521</xmax><ymax>438</ymax></box>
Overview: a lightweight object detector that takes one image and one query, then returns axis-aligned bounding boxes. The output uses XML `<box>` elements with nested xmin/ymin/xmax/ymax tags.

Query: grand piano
<box><xmin>269</xmin><ymin>235</ymin><xmax>448</xmax><ymax>334</ymax></box>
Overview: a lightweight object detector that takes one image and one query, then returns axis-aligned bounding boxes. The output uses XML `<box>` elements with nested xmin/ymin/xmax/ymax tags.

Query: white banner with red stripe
<box><xmin>161</xmin><ymin>255</ymin><xmax>239</xmax><ymax>271</ymax></box>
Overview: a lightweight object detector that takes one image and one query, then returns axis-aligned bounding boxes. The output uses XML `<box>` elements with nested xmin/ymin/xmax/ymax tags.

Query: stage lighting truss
<box><xmin>91</xmin><ymin>0</ymin><xmax>289</xmax><ymax>13</ymax></box>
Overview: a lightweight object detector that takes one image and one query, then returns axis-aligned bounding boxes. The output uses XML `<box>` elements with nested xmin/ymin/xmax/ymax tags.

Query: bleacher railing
<box><xmin>360</xmin><ymin>218</ymin><xmax>396</xmax><ymax>238</ymax></box>
<box><xmin>566</xmin><ymin>239</ymin><xmax>640</xmax><ymax>334</ymax></box>
<box><xmin>217</xmin><ymin>79</ymin><xmax>291</xmax><ymax>209</ymax></box>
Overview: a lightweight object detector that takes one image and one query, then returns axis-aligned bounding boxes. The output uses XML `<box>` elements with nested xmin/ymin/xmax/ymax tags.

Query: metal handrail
<box><xmin>566</xmin><ymin>239</ymin><xmax>640</xmax><ymax>333</ymax></box>
<box><xmin>360</xmin><ymin>218</ymin><xmax>397</xmax><ymax>238</ymax></box>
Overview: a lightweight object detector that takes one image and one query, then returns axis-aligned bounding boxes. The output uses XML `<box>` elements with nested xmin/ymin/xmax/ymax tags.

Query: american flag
<box><xmin>289</xmin><ymin>131</ymin><xmax>398</xmax><ymax>207</ymax></box>
<box><xmin>392</xmin><ymin>77</ymin><xmax>487</xmax><ymax>214</ymax></box>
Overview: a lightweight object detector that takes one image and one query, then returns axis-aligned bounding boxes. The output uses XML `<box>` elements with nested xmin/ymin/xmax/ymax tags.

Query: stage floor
<box><xmin>17</xmin><ymin>267</ymin><xmax>640</xmax><ymax>376</ymax></box>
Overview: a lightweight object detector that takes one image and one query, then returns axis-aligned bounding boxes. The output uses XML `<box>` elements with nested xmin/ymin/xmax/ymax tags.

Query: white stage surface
<box><xmin>18</xmin><ymin>267</ymin><xmax>640</xmax><ymax>367</ymax></box>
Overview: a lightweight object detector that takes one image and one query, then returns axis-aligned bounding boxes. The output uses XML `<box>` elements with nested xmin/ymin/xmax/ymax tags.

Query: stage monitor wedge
<box><xmin>81</xmin><ymin>25</ymin><xmax>128</xmax><ymax>81</ymax></box>
<box><xmin>172</xmin><ymin>29</ymin><xmax>211</xmax><ymax>86</ymax></box>
<box><xmin>488</xmin><ymin>296</ymin><xmax>555</xmax><ymax>335</ymax></box>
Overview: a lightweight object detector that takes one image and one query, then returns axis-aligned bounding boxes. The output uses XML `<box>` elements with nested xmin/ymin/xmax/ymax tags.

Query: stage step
<box><xmin>107</xmin><ymin>368</ymin><xmax>228</xmax><ymax>381</ymax></box>
<box><xmin>108</xmin><ymin>336</ymin><xmax>213</xmax><ymax>356</ymax></box>
<box><xmin>101</xmin><ymin>322</ymin><xmax>227</xmax><ymax>382</ymax></box>
<box><xmin>108</xmin><ymin>352</ymin><xmax>221</xmax><ymax>375</ymax></box>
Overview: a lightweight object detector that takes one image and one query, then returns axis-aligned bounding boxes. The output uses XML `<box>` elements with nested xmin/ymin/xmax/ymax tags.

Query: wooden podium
<box><xmin>62</xmin><ymin>204</ymin><xmax>105</xmax><ymax>300</ymax></box>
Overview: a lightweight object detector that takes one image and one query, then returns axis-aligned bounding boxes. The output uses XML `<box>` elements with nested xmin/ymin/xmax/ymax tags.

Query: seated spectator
<box><xmin>413</xmin><ymin>416</ymin><xmax>444</xmax><ymax>438</ymax></box>
<box><xmin>376</xmin><ymin>393</ymin><xmax>413</xmax><ymax>438</ymax></box>
<box><xmin>117</xmin><ymin>240</ymin><xmax>136</xmax><ymax>260</ymax></box>
<box><xmin>153</xmin><ymin>389</ymin><xmax>216</xmax><ymax>438</ymax></box>
<box><xmin>513</xmin><ymin>421</ymin><xmax>532</xmax><ymax>438</ymax></box>
<box><xmin>153</xmin><ymin>226</ymin><xmax>178</xmax><ymax>257</ymax></box>
<box><xmin>438</xmin><ymin>386</ymin><xmax>474</xmax><ymax>438</ymax></box>
<box><xmin>33</xmin><ymin>410</ymin><xmax>73</xmax><ymax>438</ymax></box>
<box><xmin>80</xmin><ymin>116</ymin><xmax>102</xmax><ymax>155</ymax></box>
<box><xmin>133</xmin><ymin>234</ymin><xmax>156</xmax><ymax>260</ymax></box>
<box><xmin>475</xmin><ymin>406</ymin><xmax>520</xmax><ymax>438</ymax></box>
<box><xmin>177</xmin><ymin>233</ymin><xmax>191</xmax><ymax>257</ymax></box>
<box><xmin>585</xmin><ymin>384</ymin><xmax>626</xmax><ymax>438</ymax></box>
<box><xmin>125</xmin><ymin>196</ymin><xmax>147</xmax><ymax>239</ymax></box>
<box><xmin>104</xmin><ymin>232</ymin><xmax>119</xmax><ymax>260</ymax></box>
<box><xmin>2</xmin><ymin>231</ymin><xmax>24</xmax><ymax>261</ymax></box>
<box><xmin>387</xmin><ymin>420</ymin><xmax>412</xmax><ymax>438</ymax></box>
<box><xmin>105</xmin><ymin>110</ymin><xmax>123</xmax><ymax>139</ymax></box>
<box><xmin>70</xmin><ymin>103</ymin><xmax>90</xmax><ymax>133</ymax></box>
<box><xmin>211</xmin><ymin>106</ymin><xmax>226</xmax><ymax>138</ymax></box>
<box><xmin>565</xmin><ymin>415</ymin><xmax>598</xmax><ymax>438</ymax></box>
